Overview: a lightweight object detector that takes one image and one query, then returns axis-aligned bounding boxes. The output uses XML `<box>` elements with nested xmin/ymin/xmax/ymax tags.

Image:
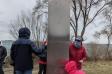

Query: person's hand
<box><xmin>42</xmin><ymin>41</ymin><xmax>47</xmax><ymax>46</ymax></box>
<box><xmin>32</xmin><ymin>53</ymin><xmax>36</xmax><ymax>58</ymax></box>
<box><xmin>79</xmin><ymin>60</ymin><xmax>83</xmax><ymax>63</ymax></box>
<box><xmin>44</xmin><ymin>41</ymin><xmax>47</xmax><ymax>46</ymax></box>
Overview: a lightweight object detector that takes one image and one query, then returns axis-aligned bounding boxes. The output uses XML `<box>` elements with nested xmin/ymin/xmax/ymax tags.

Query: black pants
<box><xmin>0</xmin><ymin>67</ymin><xmax>4</xmax><ymax>74</ymax></box>
<box><xmin>38</xmin><ymin>64</ymin><xmax>46</xmax><ymax>74</ymax></box>
<box><xmin>14</xmin><ymin>67</ymin><xmax>16</xmax><ymax>74</ymax></box>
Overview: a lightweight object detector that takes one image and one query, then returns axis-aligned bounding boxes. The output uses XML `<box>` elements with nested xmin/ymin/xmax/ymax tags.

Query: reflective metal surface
<box><xmin>47</xmin><ymin>0</ymin><xmax>70</xmax><ymax>74</ymax></box>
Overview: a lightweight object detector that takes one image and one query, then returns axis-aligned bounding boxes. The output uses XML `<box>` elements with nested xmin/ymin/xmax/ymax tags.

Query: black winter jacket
<box><xmin>0</xmin><ymin>46</ymin><xmax>7</xmax><ymax>66</ymax></box>
<box><xmin>10</xmin><ymin>28</ymin><xmax>44</xmax><ymax>71</ymax></box>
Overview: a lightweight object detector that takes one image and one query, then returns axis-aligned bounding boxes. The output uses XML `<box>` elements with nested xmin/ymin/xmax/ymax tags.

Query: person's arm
<box><xmin>1</xmin><ymin>46</ymin><xmax>7</xmax><ymax>62</ymax></box>
<box><xmin>79</xmin><ymin>47</ymin><xmax>87</xmax><ymax>63</ymax></box>
<box><xmin>10</xmin><ymin>44</ymin><xmax>15</xmax><ymax>66</ymax></box>
<box><xmin>30</xmin><ymin>41</ymin><xmax>45</xmax><ymax>55</ymax></box>
<box><xmin>38</xmin><ymin>46</ymin><xmax>47</xmax><ymax>58</ymax></box>
<box><xmin>82</xmin><ymin>47</ymin><xmax>87</xmax><ymax>61</ymax></box>
<box><xmin>69</xmin><ymin>44</ymin><xmax>75</xmax><ymax>59</ymax></box>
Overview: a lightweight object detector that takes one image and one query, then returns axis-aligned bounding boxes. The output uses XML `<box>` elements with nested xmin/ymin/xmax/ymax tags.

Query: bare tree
<box><xmin>94</xmin><ymin>3</ymin><xmax>112</xmax><ymax>59</ymax></box>
<box><xmin>70</xmin><ymin>0</ymin><xmax>112</xmax><ymax>40</ymax></box>
<box><xmin>10</xmin><ymin>12</ymin><xmax>47</xmax><ymax>46</ymax></box>
<box><xmin>33</xmin><ymin>0</ymin><xmax>48</xmax><ymax>41</ymax></box>
<box><xmin>94</xmin><ymin>25</ymin><xmax>112</xmax><ymax>59</ymax></box>
<box><xmin>10</xmin><ymin>0</ymin><xmax>48</xmax><ymax>46</ymax></box>
<box><xmin>93</xmin><ymin>31</ymin><xmax>101</xmax><ymax>39</ymax></box>
<box><xmin>10</xmin><ymin>12</ymin><xmax>40</xmax><ymax>41</ymax></box>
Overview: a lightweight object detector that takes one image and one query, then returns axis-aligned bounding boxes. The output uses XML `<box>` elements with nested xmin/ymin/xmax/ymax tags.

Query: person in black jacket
<box><xmin>10</xmin><ymin>27</ymin><xmax>45</xmax><ymax>74</ymax></box>
<box><xmin>0</xmin><ymin>41</ymin><xmax>7</xmax><ymax>74</ymax></box>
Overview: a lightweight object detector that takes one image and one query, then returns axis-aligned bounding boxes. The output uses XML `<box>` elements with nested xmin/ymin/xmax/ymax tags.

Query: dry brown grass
<box><xmin>4</xmin><ymin>64</ymin><xmax>39</xmax><ymax>74</ymax></box>
<box><xmin>83</xmin><ymin>61</ymin><xmax>112</xmax><ymax>74</ymax></box>
<box><xmin>4</xmin><ymin>61</ymin><xmax>112</xmax><ymax>74</ymax></box>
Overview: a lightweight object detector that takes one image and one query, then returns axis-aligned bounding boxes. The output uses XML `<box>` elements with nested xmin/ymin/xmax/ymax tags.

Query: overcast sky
<box><xmin>0</xmin><ymin>0</ymin><xmax>36</xmax><ymax>40</ymax></box>
<box><xmin>70</xmin><ymin>4</ymin><xmax>108</xmax><ymax>44</ymax></box>
<box><xmin>0</xmin><ymin>0</ymin><xmax>109</xmax><ymax>44</ymax></box>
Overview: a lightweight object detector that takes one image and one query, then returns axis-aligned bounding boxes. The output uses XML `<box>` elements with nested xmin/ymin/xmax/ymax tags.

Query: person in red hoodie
<box><xmin>69</xmin><ymin>36</ymin><xmax>86</xmax><ymax>70</ymax></box>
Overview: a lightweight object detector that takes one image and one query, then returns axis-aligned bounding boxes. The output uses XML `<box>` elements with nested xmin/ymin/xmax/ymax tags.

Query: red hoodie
<box><xmin>69</xmin><ymin>42</ymin><xmax>86</xmax><ymax>70</ymax></box>
<box><xmin>65</xmin><ymin>61</ymin><xmax>85</xmax><ymax>74</ymax></box>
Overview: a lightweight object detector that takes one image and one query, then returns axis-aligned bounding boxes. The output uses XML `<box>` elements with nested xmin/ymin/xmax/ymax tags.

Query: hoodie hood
<box><xmin>18</xmin><ymin>27</ymin><xmax>30</xmax><ymax>39</ymax></box>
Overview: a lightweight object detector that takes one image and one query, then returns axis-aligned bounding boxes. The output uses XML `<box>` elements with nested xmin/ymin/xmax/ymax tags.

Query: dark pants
<box><xmin>14</xmin><ymin>67</ymin><xmax>16</xmax><ymax>74</ymax></box>
<box><xmin>0</xmin><ymin>68</ymin><xmax>4</xmax><ymax>74</ymax></box>
<box><xmin>0</xmin><ymin>64</ymin><xmax>4</xmax><ymax>74</ymax></box>
<box><xmin>38</xmin><ymin>64</ymin><xmax>46</xmax><ymax>74</ymax></box>
<box><xmin>16</xmin><ymin>70</ymin><xmax>32</xmax><ymax>74</ymax></box>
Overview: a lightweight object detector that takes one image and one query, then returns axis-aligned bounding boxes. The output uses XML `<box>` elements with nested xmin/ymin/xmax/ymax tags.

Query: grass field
<box><xmin>83</xmin><ymin>61</ymin><xmax>112</xmax><ymax>74</ymax></box>
<box><xmin>4</xmin><ymin>61</ymin><xmax>112</xmax><ymax>74</ymax></box>
<box><xmin>4</xmin><ymin>64</ymin><xmax>39</xmax><ymax>74</ymax></box>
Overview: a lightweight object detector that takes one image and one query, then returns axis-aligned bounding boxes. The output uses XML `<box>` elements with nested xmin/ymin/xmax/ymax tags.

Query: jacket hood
<box><xmin>18</xmin><ymin>27</ymin><xmax>30</xmax><ymax>39</ymax></box>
